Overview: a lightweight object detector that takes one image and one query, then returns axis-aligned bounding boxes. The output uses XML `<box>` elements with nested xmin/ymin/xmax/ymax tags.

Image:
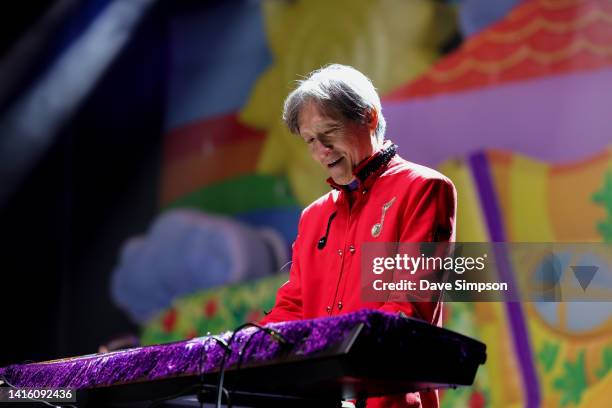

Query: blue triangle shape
<box><xmin>570</xmin><ymin>266</ymin><xmax>598</xmax><ymax>291</ymax></box>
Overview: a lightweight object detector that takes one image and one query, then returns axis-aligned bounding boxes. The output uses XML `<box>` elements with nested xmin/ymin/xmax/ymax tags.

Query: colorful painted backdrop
<box><xmin>113</xmin><ymin>1</ymin><xmax>612</xmax><ymax>407</ymax></box>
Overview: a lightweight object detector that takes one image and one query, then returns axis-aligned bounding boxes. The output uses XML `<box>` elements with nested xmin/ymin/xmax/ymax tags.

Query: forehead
<box><xmin>297</xmin><ymin>101</ymin><xmax>343</xmax><ymax>134</ymax></box>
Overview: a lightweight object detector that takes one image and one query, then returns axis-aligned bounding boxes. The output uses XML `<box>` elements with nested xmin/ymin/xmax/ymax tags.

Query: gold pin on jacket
<box><xmin>371</xmin><ymin>197</ymin><xmax>396</xmax><ymax>237</ymax></box>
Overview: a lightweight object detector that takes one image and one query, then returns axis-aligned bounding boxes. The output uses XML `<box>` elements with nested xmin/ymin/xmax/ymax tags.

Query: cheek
<box><xmin>308</xmin><ymin>145</ymin><xmax>320</xmax><ymax>161</ymax></box>
<box><xmin>309</xmin><ymin>150</ymin><xmax>327</xmax><ymax>168</ymax></box>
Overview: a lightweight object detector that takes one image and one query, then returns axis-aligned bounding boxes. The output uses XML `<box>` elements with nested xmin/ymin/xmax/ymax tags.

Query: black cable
<box><xmin>146</xmin><ymin>323</ymin><xmax>287</xmax><ymax>408</ymax></box>
<box><xmin>215</xmin><ymin>322</ymin><xmax>290</xmax><ymax>408</ymax></box>
<box><xmin>200</xmin><ymin>335</ymin><xmax>230</xmax><ymax>382</ymax></box>
<box><xmin>215</xmin><ymin>322</ymin><xmax>260</xmax><ymax>408</ymax></box>
<box><xmin>235</xmin><ymin>323</ymin><xmax>289</xmax><ymax>374</ymax></box>
<box><xmin>199</xmin><ymin>335</ymin><xmax>230</xmax><ymax>408</ymax></box>
<box><xmin>235</xmin><ymin>330</ymin><xmax>263</xmax><ymax>374</ymax></box>
<box><xmin>199</xmin><ymin>384</ymin><xmax>230</xmax><ymax>408</ymax></box>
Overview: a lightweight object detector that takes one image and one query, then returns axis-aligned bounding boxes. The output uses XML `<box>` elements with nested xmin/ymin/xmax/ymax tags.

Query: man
<box><xmin>260</xmin><ymin>64</ymin><xmax>456</xmax><ymax>408</ymax></box>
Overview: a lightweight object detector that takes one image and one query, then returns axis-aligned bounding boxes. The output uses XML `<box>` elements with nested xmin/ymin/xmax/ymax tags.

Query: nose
<box><xmin>312</xmin><ymin>139</ymin><xmax>332</xmax><ymax>160</ymax></box>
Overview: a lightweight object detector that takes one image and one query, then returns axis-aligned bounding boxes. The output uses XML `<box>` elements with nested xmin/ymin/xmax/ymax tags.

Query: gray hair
<box><xmin>282</xmin><ymin>64</ymin><xmax>386</xmax><ymax>143</ymax></box>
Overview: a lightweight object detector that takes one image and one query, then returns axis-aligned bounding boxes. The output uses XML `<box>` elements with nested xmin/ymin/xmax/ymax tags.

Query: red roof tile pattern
<box><xmin>386</xmin><ymin>0</ymin><xmax>612</xmax><ymax>99</ymax></box>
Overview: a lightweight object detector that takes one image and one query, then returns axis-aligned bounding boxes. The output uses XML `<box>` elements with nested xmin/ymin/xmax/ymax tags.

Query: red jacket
<box><xmin>261</xmin><ymin>143</ymin><xmax>457</xmax><ymax>408</ymax></box>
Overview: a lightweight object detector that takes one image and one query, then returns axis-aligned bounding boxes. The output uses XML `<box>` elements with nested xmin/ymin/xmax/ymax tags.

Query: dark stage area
<box><xmin>0</xmin><ymin>0</ymin><xmax>169</xmax><ymax>366</ymax></box>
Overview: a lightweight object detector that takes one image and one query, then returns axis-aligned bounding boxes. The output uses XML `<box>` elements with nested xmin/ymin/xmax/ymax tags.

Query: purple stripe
<box><xmin>468</xmin><ymin>152</ymin><xmax>540</xmax><ymax>408</ymax></box>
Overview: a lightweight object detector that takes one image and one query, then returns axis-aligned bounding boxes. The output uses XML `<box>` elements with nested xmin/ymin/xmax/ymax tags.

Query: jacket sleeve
<box><xmin>370</xmin><ymin>177</ymin><xmax>456</xmax><ymax>408</ymax></box>
<box><xmin>259</xmin><ymin>214</ymin><xmax>305</xmax><ymax>324</ymax></box>
<box><xmin>377</xmin><ymin>176</ymin><xmax>457</xmax><ymax>325</ymax></box>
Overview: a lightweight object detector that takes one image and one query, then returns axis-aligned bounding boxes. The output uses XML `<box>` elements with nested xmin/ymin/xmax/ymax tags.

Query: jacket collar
<box><xmin>326</xmin><ymin>140</ymin><xmax>397</xmax><ymax>192</ymax></box>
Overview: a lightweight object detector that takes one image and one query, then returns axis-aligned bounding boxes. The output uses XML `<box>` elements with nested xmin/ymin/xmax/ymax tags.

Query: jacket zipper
<box><xmin>329</xmin><ymin>198</ymin><xmax>351</xmax><ymax>315</ymax></box>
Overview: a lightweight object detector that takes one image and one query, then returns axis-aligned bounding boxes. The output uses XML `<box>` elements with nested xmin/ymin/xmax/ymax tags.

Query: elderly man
<box><xmin>260</xmin><ymin>64</ymin><xmax>456</xmax><ymax>408</ymax></box>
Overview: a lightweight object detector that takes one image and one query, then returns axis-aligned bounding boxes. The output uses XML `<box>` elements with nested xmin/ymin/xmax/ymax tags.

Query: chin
<box><xmin>332</xmin><ymin>176</ymin><xmax>351</xmax><ymax>185</ymax></box>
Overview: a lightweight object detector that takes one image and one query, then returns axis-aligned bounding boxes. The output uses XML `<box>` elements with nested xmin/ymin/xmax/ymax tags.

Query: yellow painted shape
<box><xmin>508</xmin><ymin>154</ymin><xmax>556</xmax><ymax>241</ymax></box>
<box><xmin>474</xmin><ymin>302</ymin><xmax>525</xmax><ymax>407</ymax></box>
<box><xmin>486</xmin><ymin>151</ymin><xmax>515</xmax><ymax>240</ymax></box>
<box><xmin>577</xmin><ymin>370</ymin><xmax>612</xmax><ymax>408</ymax></box>
<box><xmin>438</xmin><ymin>158</ymin><xmax>488</xmax><ymax>242</ymax></box>
<box><xmin>238</xmin><ymin>0</ymin><xmax>457</xmax><ymax>206</ymax></box>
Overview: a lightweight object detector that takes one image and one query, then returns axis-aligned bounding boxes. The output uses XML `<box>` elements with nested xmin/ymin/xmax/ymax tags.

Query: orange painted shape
<box><xmin>160</xmin><ymin>138</ymin><xmax>264</xmax><ymax>205</ymax></box>
<box><xmin>547</xmin><ymin>149</ymin><xmax>610</xmax><ymax>241</ymax></box>
<box><xmin>163</xmin><ymin>113</ymin><xmax>265</xmax><ymax>164</ymax></box>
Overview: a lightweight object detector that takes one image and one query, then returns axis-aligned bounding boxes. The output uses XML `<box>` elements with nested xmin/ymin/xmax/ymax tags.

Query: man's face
<box><xmin>298</xmin><ymin>101</ymin><xmax>374</xmax><ymax>185</ymax></box>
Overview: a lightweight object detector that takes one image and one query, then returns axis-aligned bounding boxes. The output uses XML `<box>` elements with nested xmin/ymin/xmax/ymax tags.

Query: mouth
<box><xmin>327</xmin><ymin>157</ymin><xmax>343</xmax><ymax>168</ymax></box>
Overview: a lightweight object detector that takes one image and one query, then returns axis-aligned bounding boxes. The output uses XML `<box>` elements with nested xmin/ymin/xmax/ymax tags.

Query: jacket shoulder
<box><xmin>300</xmin><ymin>190</ymin><xmax>336</xmax><ymax>220</ymax></box>
<box><xmin>386</xmin><ymin>156</ymin><xmax>455</xmax><ymax>188</ymax></box>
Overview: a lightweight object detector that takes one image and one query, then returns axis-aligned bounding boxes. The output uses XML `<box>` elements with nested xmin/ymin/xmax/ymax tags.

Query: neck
<box><xmin>356</xmin><ymin>136</ymin><xmax>384</xmax><ymax>170</ymax></box>
<box><xmin>369</xmin><ymin>135</ymin><xmax>383</xmax><ymax>155</ymax></box>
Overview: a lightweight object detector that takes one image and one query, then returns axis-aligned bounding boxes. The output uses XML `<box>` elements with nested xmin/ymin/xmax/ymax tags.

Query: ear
<box><xmin>367</xmin><ymin>108</ymin><xmax>378</xmax><ymax>132</ymax></box>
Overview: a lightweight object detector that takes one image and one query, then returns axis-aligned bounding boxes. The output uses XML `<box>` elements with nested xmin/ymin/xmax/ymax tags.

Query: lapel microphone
<box><xmin>317</xmin><ymin>211</ymin><xmax>337</xmax><ymax>250</ymax></box>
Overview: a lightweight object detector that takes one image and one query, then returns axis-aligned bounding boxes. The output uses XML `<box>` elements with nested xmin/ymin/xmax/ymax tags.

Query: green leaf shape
<box><xmin>596</xmin><ymin>345</ymin><xmax>612</xmax><ymax>379</ymax></box>
<box><xmin>552</xmin><ymin>350</ymin><xmax>588</xmax><ymax>407</ymax></box>
<box><xmin>538</xmin><ymin>341</ymin><xmax>560</xmax><ymax>373</ymax></box>
<box><xmin>592</xmin><ymin>170</ymin><xmax>612</xmax><ymax>242</ymax></box>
